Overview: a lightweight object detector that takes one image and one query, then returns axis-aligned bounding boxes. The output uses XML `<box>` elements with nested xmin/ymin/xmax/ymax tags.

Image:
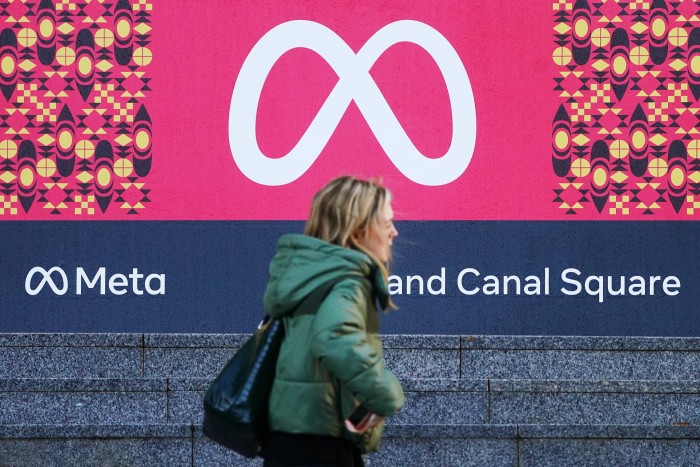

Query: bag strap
<box><xmin>292</xmin><ymin>274</ymin><xmax>367</xmax><ymax>318</ymax></box>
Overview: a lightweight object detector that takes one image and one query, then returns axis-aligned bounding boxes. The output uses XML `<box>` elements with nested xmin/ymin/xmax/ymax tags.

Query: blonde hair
<box><xmin>305</xmin><ymin>176</ymin><xmax>395</xmax><ymax>306</ymax></box>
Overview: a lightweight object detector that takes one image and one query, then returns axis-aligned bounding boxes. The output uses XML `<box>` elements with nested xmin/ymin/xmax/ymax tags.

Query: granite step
<box><xmin>4</xmin><ymin>333</ymin><xmax>700</xmax><ymax>381</ymax></box>
<box><xmin>2</xmin><ymin>423</ymin><xmax>700</xmax><ymax>467</ymax></box>
<box><xmin>3</xmin><ymin>377</ymin><xmax>700</xmax><ymax>427</ymax></box>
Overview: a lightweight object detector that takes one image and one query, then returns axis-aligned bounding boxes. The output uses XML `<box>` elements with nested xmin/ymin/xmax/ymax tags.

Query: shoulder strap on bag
<box><xmin>292</xmin><ymin>274</ymin><xmax>367</xmax><ymax>318</ymax></box>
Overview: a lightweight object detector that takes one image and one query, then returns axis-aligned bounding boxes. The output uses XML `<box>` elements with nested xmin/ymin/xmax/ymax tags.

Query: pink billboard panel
<box><xmin>0</xmin><ymin>0</ymin><xmax>698</xmax><ymax>220</ymax></box>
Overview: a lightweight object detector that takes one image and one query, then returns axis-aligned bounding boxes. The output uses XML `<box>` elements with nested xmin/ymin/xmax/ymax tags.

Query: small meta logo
<box><xmin>229</xmin><ymin>20</ymin><xmax>477</xmax><ymax>186</ymax></box>
<box><xmin>25</xmin><ymin>267</ymin><xmax>165</xmax><ymax>296</ymax></box>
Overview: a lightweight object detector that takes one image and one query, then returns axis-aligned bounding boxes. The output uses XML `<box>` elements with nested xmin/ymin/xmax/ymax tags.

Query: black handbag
<box><xmin>202</xmin><ymin>275</ymin><xmax>354</xmax><ymax>458</ymax></box>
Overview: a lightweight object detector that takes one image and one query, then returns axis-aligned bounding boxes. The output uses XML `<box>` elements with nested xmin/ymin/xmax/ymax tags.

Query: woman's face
<box><xmin>356</xmin><ymin>202</ymin><xmax>398</xmax><ymax>263</ymax></box>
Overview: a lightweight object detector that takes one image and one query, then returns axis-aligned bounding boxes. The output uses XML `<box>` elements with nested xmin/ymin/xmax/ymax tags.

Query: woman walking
<box><xmin>260</xmin><ymin>176</ymin><xmax>405</xmax><ymax>467</ymax></box>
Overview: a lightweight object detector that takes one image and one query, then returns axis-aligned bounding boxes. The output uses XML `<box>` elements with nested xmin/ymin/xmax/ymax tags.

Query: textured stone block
<box><xmin>0</xmin><ymin>347</ymin><xmax>142</xmax><ymax>378</ymax></box>
<box><xmin>169</xmin><ymin>390</ymin><xmax>204</xmax><ymax>424</ymax></box>
<box><xmin>194</xmin><ymin>437</ymin><xmax>263</xmax><ymax>467</ymax></box>
<box><xmin>144</xmin><ymin>348</ymin><xmax>235</xmax><ymax>379</ymax></box>
<box><xmin>0</xmin><ymin>425</ymin><xmax>192</xmax><ymax>467</ymax></box>
<box><xmin>519</xmin><ymin>439</ymin><xmax>700</xmax><ymax>467</ymax></box>
<box><xmin>0</xmin><ymin>392</ymin><xmax>167</xmax><ymax>425</ymax></box>
<box><xmin>383</xmin><ymin>335</ymin><xmax>460</xmax><ymax>350</ymax></box>
<box><xmin>0</xmin><ymin>333</ymin><xmax>141</xmax><ymax>348</ymax></box>
<box><xmin>461</xmin><ymin>349</ymin><xmax>700</xmax><ymax>380</ymax></box>
<box><xmin>519</xmin><ymin>424</ymin><xmax>700</xmax><ymax>465</ymax></box>
<box><xmin>0</xmin><ymin>439</ymin><xmax>191</xmax><ymax>467</ymax></box>
<box><xmin>490</xmin><ymin>380</ymin><xmax>700</xmax><ymax>425</ymax></box>
<box><xmin>461</xmin><ymin>335</ymin><xmax>700</xmax><ymax>351</ymax></box>
<box><xmin>383</xmin><ymin>349</ymin><xmax>460</xmax><ymax>379</ymax></box>
<box><xmin>491</xmin><ymin>392</ymin><xmax>700</xmax><ymax>425</ymax></box>
<box><xmin>144</xmin><ymin>334</ymin><xmax>249</xmax><ymax>349</ymax></box>
<box><xmin>517</xmin><ymin>424</ymin><xmax>700</xmax><ymax>439</ymax></box>
<box><xmin>367</xmin><ymin>437</ymin><xmax>516</xmax><ymax>466</ymax></box>
<box><xmin>393</xmin><ymin>392</ymin><xmax>486</xmax><ymax>425</ymax></box>
<box><xmin>489</xmin><ymin>379</ymin><xmax>700</xmax><ymax>394</ymax></box>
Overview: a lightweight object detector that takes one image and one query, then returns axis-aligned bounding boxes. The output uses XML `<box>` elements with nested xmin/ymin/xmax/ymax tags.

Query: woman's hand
<box><xmin>365</xmin><ymin>414</ymin><xmax>385</xmax><ymax>430</ymax></box>
<box><xmin>345</xmin><ymin>412</ymin><xmax>385</xmax><ymax>434</ymax></box>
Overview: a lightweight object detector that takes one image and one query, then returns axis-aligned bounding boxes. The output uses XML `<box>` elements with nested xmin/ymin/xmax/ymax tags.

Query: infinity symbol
<box><xmin>229</xmin><ymin>20</ymin><xmax>476</xmax><ymax>186</ymax></box>
<box><xmin>25</xmin><ymin>266</ymin><xmax>68</xmax><ymax>296</ymax></box>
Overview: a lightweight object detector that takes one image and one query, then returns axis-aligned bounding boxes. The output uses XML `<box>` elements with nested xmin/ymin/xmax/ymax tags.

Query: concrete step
<box><xmin>3</xmin><ymin>333</ymin><xmax>700</xmax><ymax>380</ymax></box>
<box><xmin>3</xmin><ymin>377</ymin><xmax>700</xmax><ymax>427</ymax></box>
<box><xmin>1</xmin><ymin>423</ymin><xmax>700</xmax><ymax>467</ymax></box>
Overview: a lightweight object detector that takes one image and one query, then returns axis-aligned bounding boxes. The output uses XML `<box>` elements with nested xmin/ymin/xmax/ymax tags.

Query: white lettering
<box><xmin>406</xmin><ymin>275</ymin><xmax>424</xmax><ymax>295</ymax></box>
<box><xmin>560</xmin><ymin>268</ymin><xmax>582</xmax><ymax>296</ymax></box>
<box><xmin>145</xmin><ymin>274</ymin><xmax>166</xmax><ymax>295</ymax></box>
<box><xmin>457</xmin><ymin>268</ymin><xmax>480</xmax><ymax>295</ymax></box>
<box><xmin>108</xmin><ymin>273</ymin><xmax>129</xmax><ymax>295</ymax></box>
<box><xmin>663</xmin><ymin>276</ymin><xmax>681</xmax><ymax>296</ymax></box>
<box><xmin>585</xmin><ymin>275</ymin><xmax>604</xmax><ymax>303</ymax></box>
<box><xmin>76</xmin><ymin>267</ymin><xmax>105</xmax><ymax>295</ymax></box>
<box><xmin>129</xmin><ymin>268</ymin><xmax>144</xmax><ymax>295</ymax></box>
<box><xmin>427</xmin><ymin>268</ymin><xmax>446</xmax><ymax>295</ymax></box>
<box><xmin>388</xmin><ymin>275</ymin><xmax>402</xmax><ymax>295</ymax></box>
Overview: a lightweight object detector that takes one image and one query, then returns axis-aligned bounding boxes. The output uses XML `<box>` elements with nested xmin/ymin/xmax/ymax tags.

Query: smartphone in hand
<box><xmin>344</xmin><ymin>404</ymin><xmax>371</xmax><ymax>434</ymax></box>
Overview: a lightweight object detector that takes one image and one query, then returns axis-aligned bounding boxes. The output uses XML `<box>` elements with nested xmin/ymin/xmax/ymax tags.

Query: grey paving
<box><xmin>375</xmin><ymin>424</ymin><xmax>519</xmax><ymax>467</ymax></box>
<box><xmin>0</xmin><ymin>424</ymin><xmax>192</xmax><ymax>467</ymax></box>
<box><xmin>1</xmin><ymin>424</ymin><xmax>700</xmax><ymax>466</ymax></box>
<box><xmin>491</xmin><ymin>392</ymin><xmax>700</xmax><ymax>425</ymax></box>
<box><xmin>461</xmin><ymin>349</ymin><xmax>700</xmax><ymax>380</ymax></box>
<box><xmin>461</xmin><ymin>335</ymin><xmax>700</xmax><ymax>351</ymax></box>
<box><xmin>0</xmin><ymin>347</ymin><xmax>142</xmax><ymax>378</ymax></box>
<box><xmin>144</xmin><ymin>348</ymin><xmax>236</xmax><ymax>379</ymax></box>
<box><xmin>393</xmin><ymin>391</ymin><xmax>486</xmax><ymax>425</ymax></box>
<box><xmin>169</xmin><ymin>389</ymin><xmax>204</xmax><ymax>424</ymax></box>
<box><xmin>383</xmin><ymin>335</ymin><xmax>461</xmax><ymax>349</ymax></box>
<box><xmin>367</xmin><ymin>437</ymin><xmax>517</xmax><ymax>466</ymax></box>
<box><xmin>193</xmin><ymin>437</ymin><xmax>263</xmax><ymax>466</ymax></box>
<box><xmin>517</xmin><ymin>424</ymin><xmax>700</xmax><ymax>439</ymax></box>
<box><xmin>0</xmin><ymin>439</ymin><xmax>190</xmax><ymax>467</ymax></box>
<box><xmin>519</xmin><ymin>439</ymin><xmax>700</xmax><ymax>467</ymax></box>
<box><xmin>0</xmin><ymin>333</ymin><xmax>141</xmax><ymax>347</ymax></box>
<box><xmin>4</xmin><ymin>333</ymin><xmax>700</xmax><ymax>465</ymax></box>
<box><xmin>0</xmin><ymin>392</ymin><xmax>167</xmax><ymax>425</ymax></box>
<box><xmin>144</xmin><ymin>333</ymin><xmax>249</xmax><ymax>348</ymax></box>
<box><xmin>383</xmin><ymin>349</ymin><xmax>460</xmax><ymax>379</ymax></box>
<box><xmin>489</xmin><ymin>379</ymin><xmax>700</xmax><ymax>394</ymax></box>
<box><xmin>0</xmin><ymin>377</ymin><xmax>166</xmax><ymax>392</ymax></box>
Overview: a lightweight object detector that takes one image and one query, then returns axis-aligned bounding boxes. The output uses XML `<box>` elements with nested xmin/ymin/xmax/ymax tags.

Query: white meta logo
<box><xmin>25</xmin><ymin>267</ymin><xmax>69</xmax><ymax>296</ymax></box>
<box><xmin>229</xmin><ymin>20</ymin><xmax>477</xmax><ymax>186</ymax></box>
<box><xmin>25</xmin><ymin>267</ymin><xmax>165</xmax><ymax>296</ymax></box>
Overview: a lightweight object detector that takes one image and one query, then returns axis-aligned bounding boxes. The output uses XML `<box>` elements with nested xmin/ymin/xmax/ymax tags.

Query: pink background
<box><xmin>145</xmin><ymin>0</ymin><xmax>570</xmax><ymax>220</ymax></box>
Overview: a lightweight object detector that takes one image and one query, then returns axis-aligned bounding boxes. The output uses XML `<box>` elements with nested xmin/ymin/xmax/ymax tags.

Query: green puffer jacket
<box><xmin>264</xmin><ymin>234</ymin><xmax>404</xmax><ymax>453</ymax></box>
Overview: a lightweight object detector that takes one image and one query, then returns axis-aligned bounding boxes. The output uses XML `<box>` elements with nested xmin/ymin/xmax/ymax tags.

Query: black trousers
<box><xmin>261</xmin><ymin>432</ymin><xmax>365</xmax><ymax>467</ymax></box>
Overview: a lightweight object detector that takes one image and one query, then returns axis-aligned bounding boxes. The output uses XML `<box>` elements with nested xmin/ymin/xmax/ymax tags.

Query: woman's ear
<box><xmin>351</xmin><ymin>229</ymin><xmax>366</xmax><ymax>243</ymax></box>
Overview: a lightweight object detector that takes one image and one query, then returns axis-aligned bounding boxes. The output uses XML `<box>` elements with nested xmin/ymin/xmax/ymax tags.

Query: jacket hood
<box><xmin>264</xmin><ymin>234</ymin><xmax>389</xmax><ymax>317</ymax></box>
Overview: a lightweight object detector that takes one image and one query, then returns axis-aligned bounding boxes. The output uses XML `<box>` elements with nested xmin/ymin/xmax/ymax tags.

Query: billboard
<box><xmin>1</xmin><ymin>0</ymin><xmax>699</xmax><ymax>335</ymax></box>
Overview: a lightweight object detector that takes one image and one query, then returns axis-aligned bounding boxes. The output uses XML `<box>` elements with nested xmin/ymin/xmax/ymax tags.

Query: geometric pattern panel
<box><xmin>0</xmin><ymin>0</ymin><xmax>151</xmax><ymax>216</ymax></box>
<box><xmin>553</xmin><ymin>0</ymin><xmax>700</xmax><ymax>216</ymax></box>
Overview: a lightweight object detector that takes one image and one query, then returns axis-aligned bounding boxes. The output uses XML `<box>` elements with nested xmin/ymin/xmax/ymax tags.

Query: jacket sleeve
<box><xmin>309</xmin><ymin>278</ymin><xmax>404</xmax><ymax>417</ymax></box>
